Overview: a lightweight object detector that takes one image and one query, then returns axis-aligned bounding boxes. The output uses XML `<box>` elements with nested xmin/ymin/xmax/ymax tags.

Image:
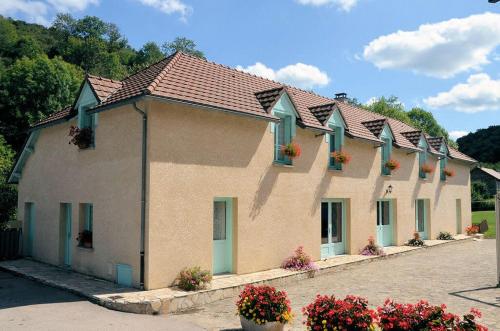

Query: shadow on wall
<box><xmin>249</xmin><ymin>165</ymin><xmax>279</xmax><ymax>220</ymax></box>
<box><xmin>292</xmin><ymin>129</ymin><xmax>323</xmax><ymax>173</ymax></box>
<box><xmin>390</xmin><ymin>148</ymin><xmax>415</xmax><ymax>181</ymax></box>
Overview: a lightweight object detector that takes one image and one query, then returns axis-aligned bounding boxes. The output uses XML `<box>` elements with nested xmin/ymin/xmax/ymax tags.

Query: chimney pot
<box><xmin>335</xmin><ymin>92</ymin><xmax>348</xmax><ymax>101</ymax></box>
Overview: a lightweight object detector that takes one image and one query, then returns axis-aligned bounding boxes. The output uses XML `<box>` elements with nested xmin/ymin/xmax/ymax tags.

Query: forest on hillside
<box><xmin>0</xmin><ymin>14</ymin><xmax>482</xmax><ymax>227</ymax></box>
<box><xmin>457</xmin><ymin>125</ymin><xmax>500</xmax><ymax>170</ymax></box>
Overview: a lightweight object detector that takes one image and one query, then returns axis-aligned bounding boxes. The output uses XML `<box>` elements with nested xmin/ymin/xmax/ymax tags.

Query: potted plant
<box><xmin>237</xmin><ymin>284</ymin><xmax>292</xmax><ymax>331</ymax></box>
<box><xmin>443</xmin><ymin>167</ymin><xmax>455</xmax><ymax>177</ymax></box>
<box><xmin>281</xmin><ymin>246</ymin><xmax>318</xmax><ymax>276</ymax></box>
<box><xmin>69</xmin><ymin>125</ymin><xmax>93</xmax><ymax>149</ymax></box>
<box><xmin>331</xmin><ymin>150</ymin><xmax>351</xmax><ymax>165</ymax></box>
<box><xmin>359</xmin><ymin>236</ymin><xmax>385</xmax><ymax>256</ymax></box>
<box><xmin>77</xmin><ymin>230</ymin><xmax>93</xmax><ymax>248</ymax></box>
<box><xmin>436</xmin><ymin>231</ymin><xmax>454</xmax><ymax>240</ymax></box>
<box><xmin>384</xmin><ymin>159</ymin><xmax>400</xmax><ymax>172</ymax></box>
<box><xmin>420</xmin><ymin>163</ymin><xmax>434</xmax><ymax>174</ymax></box>
<box><xmin>280</xmin><ymin>141</ymin><xmax>301</xmax><ymax>159</ymax></box>
<box><xmin>175</xmin><ymin>266</ymin><xmax>212</xmax><ymax>291</ymax></box>
<box><xmin>465</xmin><ymin>225</ymin><xmax>480</xmax><ymax>236</ymax></box>
<box><xmin>407</xmin><ymin>232</ymin><xmax>425</xmax><ymax>247</ymax></box>
<box><xmin>303</xmin><ymin>294</ymin><xmax>376</xmax><ymax>330</ymax></box>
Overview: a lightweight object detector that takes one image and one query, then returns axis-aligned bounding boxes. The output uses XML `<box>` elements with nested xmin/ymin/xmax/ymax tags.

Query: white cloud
<box><xmin>365</xmin><ymin>97</ymin><xmax>378</xmax><ymax>106</ymax></box>
<box><xmin>424</xmin><ymin>73</ymin><xmax>500</xmax><ymax>113</ymax></box>
<box><xmin>0</xmin><ymin>0</ymin><xmax>99</xmax><ymax>25</ymax></box>
<box><xmin>363</xmin><ymin>12</ymin><xmax>500</xmax><ymax>78</ymax></box>
<box><xmin>449</xmin><ymin>130</ymin><xmax>469</xmax><ymax>140</ymax></box>
<box><xmin>137</xmin><ymin>0</ymin><xmax>192</xmax><ymax>21</ymax></box>
<box><xmin>236</xmin><ymin>62</ymin><xmax>330</xmax><ymax>89</ymax></box>
<box><xmin>47</xmin><ymin>0</ymin><xmax>98</xmax><ymax>12</ymax></box>
<box><xmin>296</xmin><ymin>0</ymin><xmax>358</xmax><ymax>12</ymax></box>
<box><xmin>0</xmin><ymin>0</ymin><xmax>49</xmax><ymax>25</ymax></box>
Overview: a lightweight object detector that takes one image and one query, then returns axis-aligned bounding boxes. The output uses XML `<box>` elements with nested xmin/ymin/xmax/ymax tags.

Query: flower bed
<box><xmin>360</xmin><ymin>236</ymin><xmax>385</xmax><ymax>256</ymax></box>
<box><xmin>302</xmin><ymin>294</ymin><xmax>376</xmax><ymax>330</ymax></box>
<box><xmin>436</xmin><ymin>231</ymin><xmax>454</xmax><ymax>240</ymax></box>
<box><xmin>406</xmin><ymin>232</ymin><xmax>425</xmax><ymax>247</ymax></box>
<box><xmin>176</xmin><ymin>266</ymin><xmax>212</xmax><ymax>291</ymax></box>
<box><xmin>281</xmin><ymin>246</ymin><xmax>318</xmax><ymax>272</ymax></box>
<box><xmin>466</xmin><ymin>225</ymin><xmax>479</xmax><ymax>236</ymax></box>
<box><xmin>236</xmin><ymin>284</ymin><xmax>292</xmax><ymax>327</ymax></box>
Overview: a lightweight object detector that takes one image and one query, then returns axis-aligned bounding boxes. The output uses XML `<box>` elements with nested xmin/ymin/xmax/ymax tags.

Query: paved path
<box><xmin>170</xmin><ymin>239</ymin><xmax>499</xmax><ymax>330</ymax></box>
<box><xmin>0</xmin><ymin>271</ymin><xmax>202</xmax><ymax>331</ymax></box>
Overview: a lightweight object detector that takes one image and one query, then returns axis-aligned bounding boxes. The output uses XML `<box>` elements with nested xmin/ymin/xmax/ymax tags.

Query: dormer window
<box><xmin>418</xmin><ymin>137</ymin><xmax>429</xmax><ymax>179</ymax></box>
<box><xmin>439</xmin><ymin>144</ymin><xmax>448</xmax><ymax>181</ymax></box>
<box><xmin>75</xmin><ymin>80</ymin><xmax>99</xmax><ymax>148</ymax></box>
<box><xmin>379</xmin><ymin>124</ymin><xmax>394</xmax><ymax>176</ymax></box>
<box><xmin>274</xmin><ymin>115</ymin><xmax>293</xmax><ymax>164</ymax></box>
<box><xmin>325</xmin><ymin>108</ymin><xmax>346</xmax><ymax>171</ymax></box>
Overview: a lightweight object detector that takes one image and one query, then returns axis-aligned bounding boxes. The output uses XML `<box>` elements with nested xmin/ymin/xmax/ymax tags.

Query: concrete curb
<box><xmin>0</xmin><ymin>236</ymin><xmax>474</xmax><ymax>315</ymax></box>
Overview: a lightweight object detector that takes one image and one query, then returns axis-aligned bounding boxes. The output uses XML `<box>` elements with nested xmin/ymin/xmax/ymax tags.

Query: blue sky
<box><xmin>2</xmin><ymin>0</ymin><xmax>500</xmax><ymax>139</ymax></box>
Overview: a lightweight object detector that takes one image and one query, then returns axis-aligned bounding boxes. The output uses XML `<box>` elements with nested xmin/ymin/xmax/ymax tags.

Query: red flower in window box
<box><xmin>69</xmin><ymin>125</ymin><xmax>93</xmax><ymax>149</ymax></box>
<box><xmin>331</xmin><ymin>150</ymin><xmax>352</xmax><ymax>164</ymax></box>
<box><xmin>443</xmin><ymin>167</ymin><xmax>455</xmax><ymax>177</ymax></box>
<box><xmin>280</xmin><ymin>142</ymin><xmax>301</xmax><ymax>159</ymax></box>
<box><xmin>385</xmin><ymin>159</ymin><xmax>400</xmax><ymax>171</ymax></box>
<box><xmin>420</xmin><ymin>163</ymin><xmax>435</xmax><ymax>174</ymax></box>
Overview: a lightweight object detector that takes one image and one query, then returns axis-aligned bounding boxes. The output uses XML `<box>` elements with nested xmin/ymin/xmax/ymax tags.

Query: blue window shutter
<box><xmin>419</xmin><ymin>152</ymin><xmax>425</xmax><ymax>178</ymax></box>
<box><xmin>329</xmin><ymin>133</ymin><xmax>335</xmax><ymax>168</ymax></box>
<box><xmin>335</xmin><ymin>129</ymin><xmax>342</xmax><ymax>170</ymax></box>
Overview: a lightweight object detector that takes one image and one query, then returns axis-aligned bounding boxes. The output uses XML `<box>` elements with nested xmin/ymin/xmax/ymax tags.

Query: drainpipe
<box><xmin>133</xmin><ymin>101</ymin><xmax>147</xmax><ymax>290</ymax></box>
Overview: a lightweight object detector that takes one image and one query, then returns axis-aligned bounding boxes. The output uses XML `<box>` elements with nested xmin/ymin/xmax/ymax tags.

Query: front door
<box><xmin>25</xmin><ymin>202</ymin><xmax>34</xmax><ymax>256</ymax></box>
<box><xmin>213</xmin><ymin>198</ymin><xmax>233</xmax><ymax>274</ymax></box>
<box><xmin>321</xmin><ymin>200</ymin><xmax>346</xmax><ymax>258</ymax></box>
<box><xmin>376</xmin><ymin>200</ymin><xmax>393</xmax><ymax>247</ymax></box>
<box><xmin>415</xmin><ymin>199</ymin><xmax>427</xmax><ymax>239</ymax></box>
<box><xmin>62</xmin><ymin>204</ymin><xmax>72</xmax><ymax>266</ymax></box>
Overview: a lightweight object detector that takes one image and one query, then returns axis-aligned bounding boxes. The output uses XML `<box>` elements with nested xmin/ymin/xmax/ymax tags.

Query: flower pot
<box><xmin>240</xmin><ymin>316</ymin><xmax>285</xmax><ymax>331</ymax></box>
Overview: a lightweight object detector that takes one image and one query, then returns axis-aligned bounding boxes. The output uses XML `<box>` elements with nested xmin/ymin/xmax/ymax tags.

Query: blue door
<box><xmin>213</xmin><ymin>198</ymin><xmax>233</xmax><ymax>274</ymax></box>
<box><xmin>415</xmin><ymin>199</ymin><xmax>427</xmax><ymax>240</ymax></box>
<box><xmin>25</xmin><ymin>203</ymin><xmax>34</xmax><ymax>256</ymax></box>
<box><xmin>63</xmin><ymin>204</ymin><xmax>72</xmax><ymax>266</ymax></box>
<box><xmin>376</xmin><ymin>200</ymin><xmax>393</xmax><ymax>247</ymax></box>
<box><xmin>321</xmin><ymin>200</ymin><xmax>346</xmax><ymax>259</ymax></box>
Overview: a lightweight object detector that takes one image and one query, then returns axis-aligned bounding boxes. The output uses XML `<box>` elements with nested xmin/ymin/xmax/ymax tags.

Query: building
<box><xmin>9</xmin><ymin>52</ymin><xmax>476</xmax><ymax>290</ymax></box>
<box><xmin>471</xmin><ymin>167</ymin><xmax>500</xmax><ymax>196</ymax></box>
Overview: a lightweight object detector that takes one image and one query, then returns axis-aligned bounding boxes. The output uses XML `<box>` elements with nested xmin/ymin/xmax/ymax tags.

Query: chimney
<box><xmin>334</xmin><ymin>92</ymin><xmax>348</xmax><ymax>102</ymax></box>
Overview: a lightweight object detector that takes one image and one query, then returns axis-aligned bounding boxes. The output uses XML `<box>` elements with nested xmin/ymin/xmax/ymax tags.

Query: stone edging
<box><xmin>0</xmin><ymin>236</ymin><xmax>475</xmax><ymax>315</ymax></box>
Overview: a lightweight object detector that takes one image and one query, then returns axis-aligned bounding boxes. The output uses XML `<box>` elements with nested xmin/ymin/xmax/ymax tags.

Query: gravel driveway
<box><xmin>171</xmin><ymin>239</ymin><xmax>499</xmax><ymax>330</ymax></box>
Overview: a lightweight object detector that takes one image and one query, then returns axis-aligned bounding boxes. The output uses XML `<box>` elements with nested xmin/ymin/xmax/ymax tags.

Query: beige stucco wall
<box><xmin>17</xmin><ymin>105</ymin><xmax>143</xmax><ymax>287</ymax></box>
<box><xmin>145</xmin><ymin>100</ymin><xmax>472</xmax><ymax>289</ymax></box>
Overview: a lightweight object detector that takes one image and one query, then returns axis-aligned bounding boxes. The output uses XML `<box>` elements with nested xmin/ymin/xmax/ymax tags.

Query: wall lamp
<box><xmin>386</xmin><ymin>184</ymin><xmax>393</xmax><ymax>194</ymax></box>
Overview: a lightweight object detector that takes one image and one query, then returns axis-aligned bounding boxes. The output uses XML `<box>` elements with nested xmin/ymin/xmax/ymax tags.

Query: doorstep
<box><xmin>0</xmin><ymin>235</ymin><xmax>473</xmax><ymax>315</ymax></box>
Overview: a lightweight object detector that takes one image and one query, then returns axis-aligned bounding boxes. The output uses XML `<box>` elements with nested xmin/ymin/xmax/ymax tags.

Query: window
<box><xmin>328</xmin><ymin>128</ymin><xmax>342</xmax><ymax>170</ymax></box>
<box><xmin>274</xmin><ymin>115</ymin><xmax>292</xmax><ymax>165</ymax></box>
<box><xmin>78</xmin><ymin>104</ymin><xmax>97</xmax><ymax>147</ymax></box>
<box><xmin>381</xmin><ymin>138</ymin><xmax>392</xmax><ymax>175</ymax></box>
<box><xmin>78</xmin><ymin>203</ymin><xmax>93</xmax><ymax>248</ymax></box>
<box><xmin>418</xmin><ymin>150</ymin><xmax>427</xmax><ymax>179</ymax></box>
<box><xmin>439</xmin><ymin>144</ymin><xmax>448</xmax><ymax>181</ymax></box>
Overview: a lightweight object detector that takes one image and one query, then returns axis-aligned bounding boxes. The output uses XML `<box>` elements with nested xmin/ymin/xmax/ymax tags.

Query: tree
<box><xmin>0</xmin><ymin>55</ymin><xmax>83</xmax><ymax>151</ymax></box>
<box><xmin>135</xmin><ymin>41</ymin><xmax>164</xmax><ymax>68</ymax></box>
<box><xmin>0</xmin><ymin>135</ymin><xmax>16</xmax><ymax>228</ymax></box>
<box><xmin>408</xmin><ymin>108</ymin><xmax>449</xmax><ymax>139</ymax></box>
<box><xmin>162</xmin><ymin>37</ymin><xmax>205</xmax><ymax>59</ymax></box>
<box><xmin>471</xmin><ymin>181</ymin><xmax>490</xmax><ymax>201</ymax></box>
<box><xmin>457</xmin><ymin>126</ymin><xmax>500</xmax><ymax>163</ymax></box>
<box><xmin>364</xmin><ymin>96</ymin><xmax>413</xmax><ymax>126</ymax></box>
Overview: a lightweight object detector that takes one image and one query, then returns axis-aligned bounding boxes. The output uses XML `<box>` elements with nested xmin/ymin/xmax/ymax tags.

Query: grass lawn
<box><xmin>472</xmin><ymin>210</ymin><xmax>496</xmax><ymax>239</ymax></box>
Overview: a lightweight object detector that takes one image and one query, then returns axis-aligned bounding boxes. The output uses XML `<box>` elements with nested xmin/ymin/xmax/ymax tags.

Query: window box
<box><xmin>69</xmin><ymin>126</ymin><xmax>93</xmax><ymax>149</ymax></box>
<box><xmin>384</xmin><ymin>159</ymin><xmax>400</xmax><ymax>172</ymax></box>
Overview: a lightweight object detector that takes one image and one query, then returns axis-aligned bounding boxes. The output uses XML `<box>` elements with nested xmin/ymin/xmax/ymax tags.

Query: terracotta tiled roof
<box><xmin>309</xmin><ymin>103</ymin><xmax>337</xmax><ymax>125</ymax></box>
<box><xmin>427</xmin><ymin>137</ymin><xmax>445</xmax><ymax>152</ymax></box>
<box><xmin>401</xmin><ymin>130</ymin><xmax>422</xmax><ymax>147</ymax></box>
<box><xmin>477</xmin><ymin>167</ymin><xmax>500</xmax><ymax>181</ymax></box>
<box><xmin>31</xmin><ymin>106</ymin><xmax>74</xmax><ymax>129</ymax></box>
<box><xmin>87</xmin><ymin>75</ymin><xmax>122</xmax><ymax>101</ymax></box>
<box><xmin>362</xmin><ymin>119</ymin><xmax>387</xmax><ymax>138</ymax></box>
<box><xmin>255</xmin><ymin>87</ymin><xmax>285</xmax><ymax>113</ymax></box>
<box><xmin>449</xmin><ymin>147</ymin><xmax>477</xmax><ymax>163</ymax></box>
<box><xmin>31</xmin><ymin>52</ymin><xmax>475</xmax><ymax>163</ymax></box>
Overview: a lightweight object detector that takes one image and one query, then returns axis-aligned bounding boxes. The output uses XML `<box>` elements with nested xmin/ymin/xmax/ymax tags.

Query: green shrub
<box><xmin>471</xmin><ymin>199</ymin><xmax>495</xmax><ymax>212</ymax></box>
<box><xmin>176</xmin><ymin>266</ymin><xmax>212</xmax><ymax>291</ymax></box>
<box><xmin>437</xmin><ymin>231</ymin><xmax>454</xmax><ymax>240</ymax></box>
